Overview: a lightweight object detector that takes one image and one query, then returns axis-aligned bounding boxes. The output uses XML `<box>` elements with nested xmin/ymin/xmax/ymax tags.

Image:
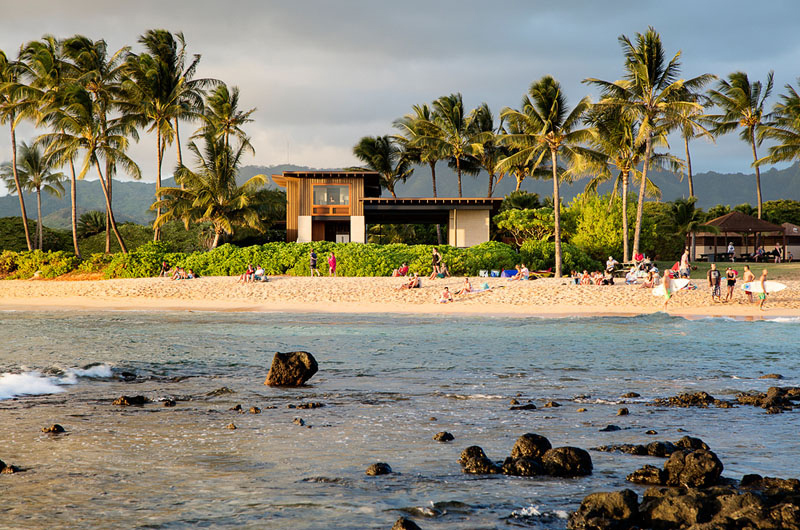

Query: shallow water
<box><xmin>0</xmin><ymin>311</ymin><xmax>798</xmax><ymax>529</ymax></box>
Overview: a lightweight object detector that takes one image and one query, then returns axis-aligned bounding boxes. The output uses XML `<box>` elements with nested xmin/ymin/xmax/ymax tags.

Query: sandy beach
<box><xmin>1</xmin><ymin>275</ymin><xmax>798</xmax><ymax>318</ymax></box>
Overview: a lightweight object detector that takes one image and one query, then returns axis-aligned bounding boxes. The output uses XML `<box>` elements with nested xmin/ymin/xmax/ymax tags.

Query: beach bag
<box><xmin>479</xmin><ymin>270</ymin><xmax>488</xmax><ymax>277</ymax></box>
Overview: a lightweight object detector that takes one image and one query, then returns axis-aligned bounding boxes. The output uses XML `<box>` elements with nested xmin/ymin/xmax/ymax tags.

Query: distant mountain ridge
<box><xmin>1</xmin><ymin>163</ymin><xmax>798</xmax><ymax>228</ymax></box>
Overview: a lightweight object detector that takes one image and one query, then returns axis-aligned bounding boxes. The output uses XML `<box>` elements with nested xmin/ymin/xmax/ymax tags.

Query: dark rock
<box><xmin>627</xmin><ymin>465</ymin><xmax>665</xmax><ymax>485</ymax></box>
<box><xmin>0</xmin><ymin>458</ymin><xmax>4</xmax><ymax>469</ymax></box>
<box><xmin>640</xmin><ymin>487</ymin><xmax>710</xmax><ymax>529</ymax></box>
<box><xmin>291</xmin><ymin>402</ymin><xmax>325</xmax><ymax>409</ymax></box>
<box><xmin>646</xmin><ymin>441</ymin><xmax>677</xmax><ymax>457</ymax></box>
<box><xmin>510</xmin><ymin>403</ymin><xmax>537</xmax><ymax>410</ymax></box>
<box><xmin>599</xmin><ymin>425</ymin><xmax>621</xmax><ymax>432</ymax></box>
<box><xmin>621</xmin><ymin>392</ymin><xmax>641</xmax><ymax>398</ymax></box>
<box><xmin>428</xmin><ymin>417</ymin><xmax>437</xmax><ymax>421</ymax></box>
<box><xmin>510</xmin><ymin>433</ymin><xmax>552</xmax><ymax>460</ymax></box>
<box><xmin>652</xmin><ymin>391</ymin><xmax>727</xmax><ymax>408</ymax></box>
<box><xmin>542</xmin><ymin>447</ymin><xmax>593</xmax><ymax>477</ymax></box>
<box><xmin>577</xmin><ymin>408</ymin><xmax>588</xmax><ymax>412</ymax></box>
<box><xmin>365</xmin><ymin>462</ymin><xmax>392</xmax><ymax>476</ymax></box>
<box><xmin>433</xmin><ymin>431</ymin><xmax>454</xmax><ymax>442</ymax></box>
<box><xmin>163</xmin><ymin>400</ymin><xmax>176</xmax><ymax>407</ymax></box>
<box><xmin>249</xmin><ymin>407</ymin><xmax>261</xmax><ymax>414</ymax></box>
<box><xmin>264</xmin><ymin>351</ymin><xmax>318</xmax><ymax>387</ymax></box>
<box><xmin>119</xmin><ymin>371</ymin><xmax>137</xmax><ymax>381</ymax></box>
<box><xmin>229</xmin><ymin>404</ymin><xmax>242</xmax><ymax>412</ymax></box>
<box><xmin>675</xmin><ymin>436</ymin><xmax>709</xmax><ymax>451</ymax></box>
<box><xmin>645</xmin><ymin>430</ymin><xmax>658</xmax><ymax>435</ymax></box>
<box><xmin>567</xmin><ymin>489</ymin><xmax>639</xmax><ymax>530</ymax></box>
<box><xmin>226</xmin><ymin>423</ymin><xmax>236</xmax><ymax>430</ymax></box>
<box><xmin>664</xmin><ymin>449</ymin><xmax>723</xmax><ymax>488</ymax></box>
<box><xmin>112</xmin><ymin>395</ymin><xmax>149</xmax><ymax>406</ymax></box>
<box><xmin>206</xmin><ymin>387</ymin><xmax>235</xmax><ymax>396</ymax></box>
<box><xmin>1</xmin><ymin>465</ymin><xmax>19</xmax><ymax>474</ymax></box>
<box><xmin>293</xmin><ymin>418</ymin><xmax>305</xmax><ymax>426</ymax></box>
<box><xmin>741</xmin><ymin>474</ymin><xmax>800</xmax><ymax>495</ymax></box>
<box><xmin>510</xmin><ymin>398</ymin><xmax>519</xmax><ymax>405</ymax></box>
<box><xmin>616</xmin><ymin>408</ymin><xmax>629</xmax><ymax>416</ymax></box>
<box><xmin>458</xmin><ymin>446</ymin><xmax>501</xmax><ymax>474</ymax></box>
<box><xmin>593</xmin><ymin>444</ymin><xmax>648</xmax><ymax>456</ymax></box>
<box><xmin>42</xmin><ymin>424</ymin><xmax>65</xmax><ymax>434</ymax></box>
<box><xmin>543</xmin><ymin>401</ymin><xmax>561</xmax><ymax>408</ymax></box>
<box><xmin>760</xmin><ymin>373</ymin><xmax>784</xmax><ymax>379</ymax></box>
<box><xmin>502</xmin><ymin>456</ymin><xmax>544</xmax><ymax>477</ymax></box>
<box><xmin>392</xmin><ymin>516</ymin><xmax>422</xmax><ymax>530</ymax></box>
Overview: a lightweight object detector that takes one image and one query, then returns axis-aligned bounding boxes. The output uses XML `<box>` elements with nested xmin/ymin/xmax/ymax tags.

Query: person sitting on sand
<box><xmin>580</xmin><ymin>270</ymin><xmax>591</xmax><ymax>285</ymax></box>
<box><xmin>392</xmin><ymin>262</ymin><xmax>409</xmax><ymax>277</ymax></box>
<box><xmin>439</xmin><ymin>286</ymin><xmax>453</xmax><ymax>303</ymax></box>
<box><xmin>625</xmin><ymin>267</ymin><xmax>637</xmax><ymax>285</ymax></box>
<box><xmin>592</xmin><ymin>271</ymin><xmax>603</xmax><ymax>286</ymax></box>
<box><xmin>602</xmin><ymin>268</ymin><xmax>614</xmax><ymax>285</ymax></box>
<box><xmin>187</xmin><ymin>268</ymin><xmax>198</xmax><ymax>279</ymax></box>
<box><xmin>172</xmin><ymin>267</ymin><xmax>186</xmax><ymax>280</ymax></box>
<box><xmin>758</xmin><ymin>269</ymin><xmax>769</xmax><ymax>310</ymax></box>
<box><xmin>509</xmin><ymin>264</ymin><xmax>523</xmax><ymax>281</ymax></box>
<box><xmin>398</xmin><ymin>273</ymin><xmax>421</xmax><ymax>289</ymax></box>
<box><xmin>456</xmin><ymin>277</ymin><xmax>473</xmax><ymax>295</ymax></box>
<box><xmin>742</xmin><ymin>265</ymin><xmax>756</xmax><ymax>303</ymax></box>
<box><xmin>159</xmin><ymin>261</ymin><xmax>170</xmax><ymax>277</ymax></box>
<box><xmin>254</xmin><ymin>265</ymin><xmax>265</xmax><ymax>281</ymax></box>
<box><xmin>639</xmin><ymin>269</ymin><xmax>656</xmax><ymax>289</ymax></box>
<box><xmin>437</xmin><ymin>261</ymin><xmax>450</xmax><ymax>279</ymax></box>
<box><xmin>570</xmin><ymin>271</ymin><xmax>580</xmax><ymax>285</ymax></box>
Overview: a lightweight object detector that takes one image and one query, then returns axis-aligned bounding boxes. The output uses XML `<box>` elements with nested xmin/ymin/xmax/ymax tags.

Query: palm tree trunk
<box><xmin>212</xmin><ymin>230</ymin><xmax>221</xmax><ymax>248</ymax></box>
<box><xmin>750</xmin><ymin>130</ymin><xmax>762</xmax><ymax>219</ymax></box>
<box><xmin>621</xmin><ymin>171</ymin><xmax>629</xmax><ymax>263</ymax></box>
<box><xmin>551</xmin><ymin>148</ymin><xmax>562</xmax><ymax>278</ymax></box>
<box><xmin>487</xmin><ymin>172</ymin><xmax>495</xmax><ymax>197</ymax></box>
<box><xmin>684</xmin><ymin>135</ymin><xmax>694</xmax><ymax>197</ymax></box>
<box><xmin>94</xmin><ymin>159</ymin><xmax>127</xmax><ymax>253</ymax></box>
<box><xmin>10</xmin><ymin>122</ymin><xmax>32</xmax><ymax>251</ymax></box>
<box><xmin>429</xmin><ymin>162</ymin><xmax>442</xmax><ymax>244</ymax></box>
<box><xmin>456</xmin><ymin>159</ymin><xmax>462</xmax><ymax>198</ymax></box>
<box><xmin>515</xmin><ymin>172</ymin><xmax>522</xmax><ymax>192</ymax></box>
<box><xmin>175</xmin><ymin>118</ymin><xmax>184</xmax><ymax>190</ymax></box>
<box><xmin>36</xmin><ymin>187</ymin><xmax>42</xmax><ymax>250</ymax></box>
<box><xmin>153</xmin><ymin>129</ymin><xmax>163</xmax><ymax>242</ymax></box>
<box><xmin>632</xmin><ymin>135</ymin><xmax>652</xmax><ymax>258</ymax></box>
<box><xmin>68</xmin><ymin>157</ymin><xmax>80</xmax><ymax>259</ymax></box>
<box><xmin>104</xmin><ymin>161</ymin><xmax>112</xmax><ymax>253</ymax></box>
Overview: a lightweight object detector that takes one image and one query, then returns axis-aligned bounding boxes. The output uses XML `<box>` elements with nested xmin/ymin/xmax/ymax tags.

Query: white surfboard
<box><xmin>652</xmin><ymin>278</ymin><xmax>690</xmax><ymax>296</ymax></box>
<box><xmin>740</xmin><ymin>281</ymin><xmax>787</xmax><ymax>293</ymax></box>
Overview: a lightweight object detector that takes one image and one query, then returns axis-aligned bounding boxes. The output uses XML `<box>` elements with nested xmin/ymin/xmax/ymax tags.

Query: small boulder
<box><xmin>42</xmin><ymin>424</ymin><xmax>65</xmax><ymax>434</ymax></box>
<box><xmin>645</xmin><ymin>430</ymin><xmax>658</xmax><ymax>435</ymax></box>
<box><xmin>675</xmin><ymin>436</ymin><xmax>709</xmax><ymax>451</ymax></box>
<box><xmin>433</xmin><ymin>431</ymin><xmax>454</xmax><ymax>442</ymax></box>
<box><xmin>510</xmin><ymin>403</ymin><xmax>537</xmax><ymax>411</ymax></box>
<box><xmin>392</xmin><ymin>516</ymin><xmax>422</xmax><ymax>530</ymax></box>
<box><xmin>543</xmin><ymin>401</ymin><xmax>561</xmax><ymax>408</ymax></box>
<box><xmin>627</xmin><ymin>464</ymin><xmax>665</xmax><ymax>485</ymax></box>
<box><xmin>577</xmin><ymin>408</ymin><xmax>588</xmax><ymax>412</ymax></box>
<box><xmin>759</xmin><ymin>373</ymin><xmax>784</xmax><ymax>380</ymax></box>
<box><xmin>510</xmin><ymin>433</ymin><xmax>552</xmax><ymax>460</ymax></box>
<box><xmin>639</xmin><ymin>488</ymin><xmax>709</xmax><ymax>529</ymax></box>
<box><xmin>621</xmin><ymin>392</ymin><xmax>641</xmax><ymax>398</ymax></box>
<box><xmin>162</xmin><ymin>400</ymin><xmax>176</xmax><ymax>407</ymax></box>
<box><xmin>230</xmin><ymin>404</ymin><xmax>242</xmax><ymax>412</ymax></box>
<box><xmin>112</xmin><ymin>395</ymin><xmax>149</xmax><ymax>406</ymax></box>
<box><xmin>206</xmin><ymin>387</ymin><xmax>235</xmax><ymax>396</ymax></box>
<box><xmin>664</xmin><ymin>449</ymin><xmax>723</xmax><ymax>488</ymax></box>
<box><xmin>542</xmin><ymin>447</ymin><xmax>593</xmax><ymax>477</ymax></box>
<box><xmin>616</xmin><ymin>408</ymin><xmax>629</xmax><ymax>416</ymax></box>
<box><xmin>1</xmin><ymin>465</ymin><xmax>19</xmax><ymax>474</ymax></box>
<box><xmin>459</xmin><ymin>446</ymin><xmax>500</xmax><ymax>474</ymax></box>
<box><xmin>366</xmin><ymin>462</ymin><xmax>392</xmax><ymax>476</ymax></box>
<box><xmin>567</xmin><ymin>489</ymin><xmax>639</xmax><ymax>530</ymax></box>
<box><xmin>502</xmin><ymin>456</ymin><xmax>544</xmax><ymax>477</ymax></box>
<box><xmin>264</xmin><ymin>351</ymin><xmax>318</xmax><ymax>387</ymax></box>
<box><xmin>646</xmin><ymin>441</ymin><xmax>677</xmax><ymax>457</ymax></box>
<box><xmin>599</xmin><ymin>425</ymin><xmax>621</xmax><ymax>432</ymax></box>
<box><xmin>226</xmin><ymin>423</ymin><xmax>236</xmax><ymax>430</ymax></box>
<box><xmin>249</xmin><ymin>407</ymin><xmax>261</xmax><ymax>414</ymax></box>
<box><xmin>293</xmin><ymin>418</ymin><xmax>305</xmax><ymax>426</ymax></box>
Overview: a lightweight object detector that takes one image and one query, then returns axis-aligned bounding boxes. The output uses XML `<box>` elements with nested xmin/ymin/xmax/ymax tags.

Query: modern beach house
<box><xmin>271</xmin><ymin>171</ymin><xmax>501</xmax><ymax>247</ymax></box>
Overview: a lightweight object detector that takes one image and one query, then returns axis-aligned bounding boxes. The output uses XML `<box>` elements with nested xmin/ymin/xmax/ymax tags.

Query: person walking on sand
<box><xmin>679</xmin><ymin>248</ymin><xmax>691</xmax><ymax>278</ymax></box>
<box><xmin>742</xmin><ymin>265</ymin><xmax>756</xmax><ymax>303</ymax></box>
<box><xmin>724</xmin><ymin>267</ymin><xmax>737</xmax><ymax>302</ymax></box>
<box><xmin>662</xmin><ymin>270</ymin><xmax>674</xmax><ymax>311</ymax></box>
<box><xmin>707</xmin><ymin>263</ymin><xmax>722</xmax><ymax>303</ymax></box>
<box><xmin>758</xmin><ymin>269</ymin><xmax>769</xmax><ymax>310</ymax></box>
<box><xmin>310</xmin><ymin>250</ymin><xmax>321</xmax><ymax>277</ymax></box>
<box><xmin>728</xmin><ymin>242</ymin><xmax>735</xmax><ymax>261</ymax></box>
<box><xmin>328</xmin><ymin>251</ymin><xmax>337</xmax><ymax>277</ymax></box>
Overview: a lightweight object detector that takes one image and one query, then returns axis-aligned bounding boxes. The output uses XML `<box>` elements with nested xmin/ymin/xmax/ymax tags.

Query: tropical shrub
<box><xmin>519</xmin><ymin>240</ymin><xmax>599</xmax><ymax>273</ymax></box>
<box><xmin>0</xmin><ymin>249</ymin><xmax>80</xmax><ymax>278</ymax></box>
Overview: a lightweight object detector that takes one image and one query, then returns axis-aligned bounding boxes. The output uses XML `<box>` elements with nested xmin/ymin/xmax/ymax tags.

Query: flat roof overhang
<box><xmin>362</xmin><ymin>197</ymin><xmax>502</xmax><ymax>224</ymax></box>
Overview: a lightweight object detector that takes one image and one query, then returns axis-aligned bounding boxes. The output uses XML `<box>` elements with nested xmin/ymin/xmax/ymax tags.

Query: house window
<box><xmin>313</xmin><ymin>185</ymin><xmax>350</xmax><ymax>206</ymax></box>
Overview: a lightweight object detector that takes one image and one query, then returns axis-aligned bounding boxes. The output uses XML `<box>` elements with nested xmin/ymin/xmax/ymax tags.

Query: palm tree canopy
<box><xmin>194</xmin><ymin>83</ymin><xmax>255</xmax><ymax>151</ymax></box>
<box><xmin>352</xmin><ymin>135</ymin><xmax>413</xmax><ymax>195</ymax></box>
<box><xmin>707</xmin><ymin>71</ymin><xmax>774</xmax><ymax>144</ymax></box>
<box><xmin>760</xmin><ymin>79</ymin><xmax>800</xmax><ymax>164</ymax></box>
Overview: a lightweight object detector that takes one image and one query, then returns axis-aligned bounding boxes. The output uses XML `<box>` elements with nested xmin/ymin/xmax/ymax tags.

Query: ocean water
<box><xmin>0</xmin><ymin>311</ymin><xmax>798</xmax><ymax>529</ymax></box>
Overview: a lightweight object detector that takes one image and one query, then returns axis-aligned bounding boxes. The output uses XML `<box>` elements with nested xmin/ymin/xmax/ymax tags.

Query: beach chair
<box><xmin>530</xmin><ymin>268</ymin><xmax>553</xmax><ymax>279</ymax></box>
<box><xmin>479</xmin><ymin>270</ymin><xmax>489</xmax><ymax>277</ymax></box>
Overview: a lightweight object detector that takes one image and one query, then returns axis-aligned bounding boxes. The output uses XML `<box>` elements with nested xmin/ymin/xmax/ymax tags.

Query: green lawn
<box><xmin>655</xmin><ymin>261</ymin><xmax>800</xmax><ymax>280</ymax></box>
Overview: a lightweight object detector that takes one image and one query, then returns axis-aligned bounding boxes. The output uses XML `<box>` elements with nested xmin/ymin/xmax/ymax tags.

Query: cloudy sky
<box><xmin>0</xmin><ymin>0</ymin><xmax>798</xmax><ymax>195</ymax></box>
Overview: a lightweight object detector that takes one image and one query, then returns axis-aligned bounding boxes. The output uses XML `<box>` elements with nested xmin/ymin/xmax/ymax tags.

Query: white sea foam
<box><xmin>765</xmin><ymin>317</ymin><xmax>800</xmax><ymax>324</ymax></box>
<box><xmin>0</xmin><ymin>363</ymin><xmax>113</xmax><ymax>400</ymax></box>
<box><xmin>511</xmin><ymin>505</ymin><xmax>542</xmax><ymax>517</ymax></box>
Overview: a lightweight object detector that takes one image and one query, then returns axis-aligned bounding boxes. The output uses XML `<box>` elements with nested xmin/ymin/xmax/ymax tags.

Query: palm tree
<box><xmin>760</xmin><ymin>78</ymin><xmax>800</xmax><ymax>166</ymax></box>
<box><xmin>468</xmin><ymin>103</ymin><xmax>505</xmax><ymax>197</ymax></box>
<box><xmin>194</xmin><ymin>84</ymin><xmax>254</xmax><ymax>151</ymax></box>
<box><xmin>0</xmin><ymin>50</ymin><xmax>33</xmax><ymax>250</ymax></box>
<box><xmin>352</xmin><ymin>135</ymin><xmax>413</xmax><ymax>198</ymax></box>
<box><xmin>670</xmin><ymin>197</ymin><xmax>716</xmax><ymax>252</ymax></box>
<box><xmin>0</xmin><ymin>142</ymin><xmax>65</xmax><ymax>249</ymax></box>
<box><xmin>584</xmin><ymin>27</ymin><xmax>713</xmax><ymax>257</ymax></box>
<box><xmin>152</xmin><ymin>132</ymin><xmax>268</xmax><ymax>248</ymax></box>
<box><xmin>499</xmin><ymin>75</ymin><xmax>599</xmax><ymax>277</ymax></box>
<box><xmin>673</xmin><ymin>87</ymin><xmax>714</xmax><ymax>198</ymax></box>
<box><xmin>393</xmin><ymin>103</ymin><xmax>443</xmax><ymax>197</ymax></box>
<box><xmin>42</xmin><ymin>85</ymin><xmax>141</xmax><ymax>253</ymax></box>
<box><xmin>707</xmin><ymin>71</ymin><xmax>774</xmax><ymax>219</ymax></box>
<box><xmin>77</xmin><ymin>210</ymin><xmax>106</xmax><ymax>238</ymax></box>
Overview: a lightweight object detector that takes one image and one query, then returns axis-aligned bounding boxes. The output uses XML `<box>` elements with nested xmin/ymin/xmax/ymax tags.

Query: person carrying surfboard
<box><xmin>662</xmin><ymin>270</ymin><xmax>673</xmax><ymax>311</ymax></box>
<box><xmin>707</xmin><ymin>263</ymin><xmax>722</xmax><ymax>303</ymax></box>
<box><xmin>758</xmin><ymin>269</ymin><xmax>768</xmax><ymax>311</ymax></box>
<box><xmin>742</xmin><ymin>266</ymin><xmax>756</xmax><ymax>303</ymax></box>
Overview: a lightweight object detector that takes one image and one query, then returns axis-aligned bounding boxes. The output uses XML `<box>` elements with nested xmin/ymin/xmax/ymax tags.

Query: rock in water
<box><xmin>264</xmin><ymin>351</ymin><xmax>318</xmax><ymax>386</ymax></box>
<box><xmin>42</xmin><ymin>424</ymin><xmax>65</xmax><ymax>434</ymax></box>
<box><xmin>627</xmin><ymin>464</ymin><xmax>665</xmax><ymax>485</ymax></box>
<box><xmin>542</xmin><ymin>447</ymin><xmax>593</xmax><ymax>477</ymax></box>
<box><xmin>112</xmin><ymin>395</ymin><xmax>149</xmax><ymax>406</ymax></box>
<box><xmin>433</xmin><ymin>431</ymin><xmax>454</xmax><ymax>442</ymax></box>
<box><xmin>392</xmin><ymin>517</ymin><xmax>422</xmax><ymax>530</ymax></box>
<box><xmin>365</xmin><ymin>462</ymin><xmax>392</xmax><ymax>476</ymax></box>
<box><xmin>226</xmin><ymin>423</ymin><xmax>237</xmax><ymax>430</ymax></box>
<box><xmin>664</xmin><ymin>449</ymin><xmax>723</xmax><ymax>488</ymax></box>
<box><xmin>510</xmin><ymin>433</ymin><xmax>552</xmax><ymax>460</ymax></box>
<box><xmin>459</xmin><ymin>446</ymin><xmax>501</xmax><ymax>474</ymax></box>
<box><xmin>567</xmin><ymin>489</ymin><xmax>639</xmax><ymax>530</ymax></box>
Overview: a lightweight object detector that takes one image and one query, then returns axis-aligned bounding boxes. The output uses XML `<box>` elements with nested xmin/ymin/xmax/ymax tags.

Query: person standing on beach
<box><xmin>662</xmin><ymin>269</ymin><xmax>673</xmax><ymax>311</ymax></box>
<box><xmin>707</xmin><ymin>263</ymin><xmax>722</xmax><ymax>303</ymax></box>
<box><xmin>724</xmin><ymin>267</ymin><xmax>737</xmax><ymax>302</ymax></box>
<box><xmin>679</xmin><ymin>248</ymin><xmax>691</xmax><ymax>278</ymax></box>
<box><xmin>758</xmin><ymin>269</ymin><xmax>768</xmax><ymax>310</ymax></box>
<box><xmin>429</xmin><ymin>248</ymin><xmax>442</xmax><ymax>280</ymax></box>
<box><xmin>328</xmin><ymin>251</ymin><xmax>337</xmax><ymax>277</ymax></box>
<box><xmin>310</xmin><ymin>250</ymin><xmax>321</xmax><ymax>277</ymax></box>
<box><xmin>727</xmin><ymin>242</ymin><xmax>735</xmax><ymax>261</ymax></box>
<box><xmin>742</xmin><ymin>265</ymin><xmax>756</xmax><ymax>303</ymax></box>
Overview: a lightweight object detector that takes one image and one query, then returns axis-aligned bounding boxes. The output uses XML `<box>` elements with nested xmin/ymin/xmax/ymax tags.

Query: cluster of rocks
<box><xmin>0</xmin><ymin>458</ymin><xmax>19</xmax><ymax>474</ymax></box>
<box><xmin>651</xmin><ymin>391</ymin><xmax>732</xmax><ymax>409</ymax></box>
<box><xmin>593</xmin><ymin>436</ymin><xmax>709</xmax><ymax>458</ymax></box>
<box><xmin>627</xmin><ymin>449</ymin><xmax>724</xmax><ymax>488</ymax></box>
<box><xmin>264</xmin><ymin>351</ymin><xmax>318</xmax><ymax>387</ymax></box>
<box><xmin>41</xmin><ymin>424</ymin><xmax>65</xmax><ymax>434</ymax></box>
<box><xmin>568</xmin><ymin>474</ymin><xmax>800</xmax><ymax>530</ymax></box>
<box><xmin>459</xmin><ymin>433</ymin><xmax>593</xmax><ymax>478</ymax></box>
<box><xmin>287</xmin><ymin>402</ymin><xmax>324</xmax><ymax>409</ymax></box>
<box><xmin>112</xmin><ymin>395</ymin><xmax>150</xmax><ymax>406</ymax></box>
<box><xmin>650</xmin><ymin>387</ymin><xmax>800</xmax><ymax>414</ymax></box>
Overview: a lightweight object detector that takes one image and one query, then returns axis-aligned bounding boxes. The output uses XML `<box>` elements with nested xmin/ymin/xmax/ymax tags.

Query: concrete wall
<box><xmin>447</xmin><ymin>209</ymin><xmax>490</xmax><ymax>248</ymax></box>
<box><xmin>350</xmin><ymin>216</ymin><xmax>366</xmax><ymax>244</ymax></box>
<box><xmin>297</xmin><ymin>216</ymin><xmax>312</xmax><ymax>242</ymax></box>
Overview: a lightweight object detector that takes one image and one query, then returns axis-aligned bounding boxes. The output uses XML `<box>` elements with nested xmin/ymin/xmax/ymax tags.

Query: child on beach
<box><xmin>439</xmin><ymin>286</ymin><xmax>453</xmax><ymax>303</ymax></box>
<box><xmin>310</xmin><ymin>250</ymin><xmax>321</xmax><ymax>277</ymax></box>
<box><xmin>758</xmin><ymin>269</ymin><xmax>768</xmax><ymax>311</ymax></box>
<box><xmin>724</xmin><ymin>267</ymin><xmax>737</xmax><ymax>302</ymax></box>
<box><xmin>662</xmin><ymin>269</ymin><xmax>673</xmax><ymax>311</ymax></box>
<box><xmin>328</xmin><ymin>252</ymin><xmax>337</xmax><ymax>277</ymax></box>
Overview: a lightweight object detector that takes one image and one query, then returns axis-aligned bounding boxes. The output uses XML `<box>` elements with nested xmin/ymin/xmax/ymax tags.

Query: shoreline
<box><xmin>1</xmin><ymin>275</ymin><xmax>798</xmax><ymax>320</ymax></box>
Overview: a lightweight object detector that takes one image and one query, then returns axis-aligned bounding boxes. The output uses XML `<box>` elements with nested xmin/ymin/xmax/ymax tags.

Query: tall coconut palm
<box><xmin>42</xmin><ymin>85</ymin><xmax>141</xmax><ymax>253</ymax></box>
<box><xmin>760</xmin><ymin>78</ymin><xmax>800</xmax><ymax>166</ymax></box>
<box><xmin>584</xmin><ymin>27</ymin><xmax>713</xmax><ymax>257</ymax></box>
<box><xmin>671</xmin><ymin>86</ymin><xmax>714</xmax><ymax>198</ymax></box>
<box><xmin>498</xmin><ymin>75</ymin><xmax>599</xmax><ymax>277</ymax></box>
<box><xmin>468</xmin><ymin>103</ymin><xmax>505</xmax><ymax>197</ymax></box>
<box><xmin>353</xmin><ymin>135</ymin><xmax>413</xmax><ymax>198</ymax></box>
<box><xmin>0</xmin><ymin>50</ymin><xmax>33</xmax><ymax>250</ymax></box>
<box><xmin>706</xmin><ymin>71</ymin><xmax>774</xmax><ymax>219</ymax></box>
<box><xmin>0</xmin><ymin>142</ymin><xmax>65</xmax><ymax>249</ymax></box>
<box><xmin>194</xmin><ymin>84</ymin><xmax>254</xmax><ymax>152</ymax></box>
<box><xmin>152</xmin><ymin>132</ymin><xmax>267</xmax><ymax>248</ymax></box>
<box><xmin>393</xmin><ymin>103</ymin><xmax>444</xmax><ymax>197</ymax></box>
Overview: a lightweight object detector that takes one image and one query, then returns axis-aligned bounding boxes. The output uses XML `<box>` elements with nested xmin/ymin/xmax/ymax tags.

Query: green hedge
<box><xmin>519</xmin><ymin>240</ymin><xmax>600</xmax><ymax>273</ymax></box>
<box><xmin>0</xmin><ymin>249</ymin><xmax>81</xmax><ymax>279</ymax></box>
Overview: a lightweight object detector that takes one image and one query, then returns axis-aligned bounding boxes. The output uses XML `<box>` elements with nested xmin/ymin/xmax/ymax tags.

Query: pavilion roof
<box><xmin>704</xmin><ymin>211</ymin><xmax>784</xmax><ymax>233</ymax></box>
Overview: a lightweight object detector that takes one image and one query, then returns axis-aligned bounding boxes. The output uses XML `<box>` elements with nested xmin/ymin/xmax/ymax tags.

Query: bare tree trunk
<box><xmin>515</xmin><ymin>174</ymin><xmax>522</xmax><ymax>191</ymax></box>
<box><xmin>68</xmin><ymin>158</ymin><xmax>81</xmax><ymax>258</ymax></box>
<box><xmin>621</xmin><ymin>171</ymin><xmax>629</xmax><ymax>263</ymax></box>
<box><xmin>751</xmin><ymin>131</ymin><xmax>762</xmax><ymax>219</ymax></box>
<box><xmin>36</xmin><ymin>187</ymin><xmax>42</xmax><ymax>250</ymax></box>
<box><xmin>153</xmin><ymin>130</ymin><xmax>163</xmax><ymax>242</ymax></box>
<box><xmin>551</xmin><ymin>149</ymin><xmax>562</xmax><ymax>278</ymax></box>
<box><xmin>684</xmin><ymin>135</ymin><xmax>694</xmax><ymax>197</ymax></box>
<box><xmin>10</xmin><ymin>123</ymin><xmax>32</xmax><ymax>251</ymax></box>
<box><xmin>94</xmin><ymin>159</ymin><xmax>127</xmax><ymax>253</ymax></box>
<box><xmin>632</xmin><ymin>135</ymin><xmax>652</xmax><ymax>258</ymax></box>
